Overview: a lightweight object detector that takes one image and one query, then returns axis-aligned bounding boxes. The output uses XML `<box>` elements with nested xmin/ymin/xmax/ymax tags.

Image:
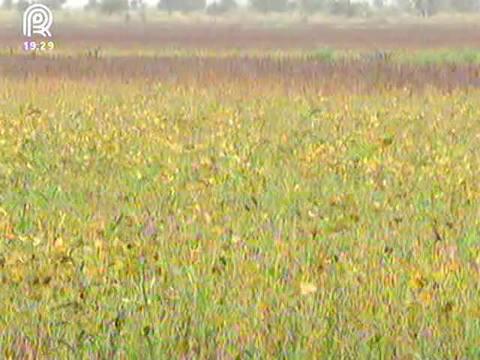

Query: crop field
<box><xmin>2</xmin><ymin>21</ymin><xmax>480</xmax><ymax>49</ymax></box>
<box><xmin>1</xmin><ymin>21</ymin><xmax>480</xmax><ymax>358</ymax></box>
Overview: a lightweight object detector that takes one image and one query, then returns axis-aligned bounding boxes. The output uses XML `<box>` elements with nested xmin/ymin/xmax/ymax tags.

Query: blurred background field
<box><xmin>2</xmin><ymin>1</ymin><xmax>480</xmax><ymax>358</ymax></box>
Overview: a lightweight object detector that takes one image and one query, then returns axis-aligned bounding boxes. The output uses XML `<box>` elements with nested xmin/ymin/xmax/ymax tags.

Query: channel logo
<box><xmin>23</xmin><ymin>4</ymin><xmax>53</xmax><ymax>38</ymax></box>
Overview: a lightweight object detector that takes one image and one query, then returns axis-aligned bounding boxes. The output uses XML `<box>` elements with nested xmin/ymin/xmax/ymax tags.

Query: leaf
<box><xmin>300</xmin><ymin>282</ymin><xmax>317</xmax><ymax>296</ymax></box>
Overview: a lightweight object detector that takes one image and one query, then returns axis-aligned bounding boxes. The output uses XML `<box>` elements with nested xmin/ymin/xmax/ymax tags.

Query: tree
<box><xmin>2</xmin><ymin>0</ymin><xmax>12</xmax><ymax>10</ymax></box>
<box><xmin>395</xmin><ymin>0</ymin><xmax>412</xmax><ymax>12</ymax></box>
<box><xmin>207</xmin><ymin>0</ymin><xmax>237</xmax><ymax>15</ymax></box>
<box><xmin>250</xmin><ymin>0</ymin><xmax>289</xmax><ymax>13</ymax></box>
<box><xmin>450</xmin><ymin>0</ymin><xmax>479</xmax><ymax>12</ymax></box>
<box><xmin>299</xmin><ymin>0</ymin><xmax>329</xmax><ymax>13</ymax></box>
<box><xmin>16</xmin><ymin>0</ymin><xmax>29</xmax><ymax>12</ymax></box>
<box><xmin>158</xmin><ymin>0</ymin><xmax>172</xmax><ymax>13</ymax></box>
<box><xmin>158</xmin><ymin>0</ymin><xmax>206</xmax><ymax>13</ymax></box>
<box><xmin>15</xmin><ymin>0</ymin><xmax>66</xmax><ymax>10</ymax></box>
<box><xmin>329</xmin><ymin>0</ymin><xmax>351</xmax><ymax>15</ymax></box>
<box><xmin>40</xmin><ymin>0</ymin><xmax>67</xmax><ymax>10</ymax></box>
<box><xmin>326</xmin><ymin>0</ymin><xmax>371</xmax><ymax>16</ymax></box>
<box><xmin>84</xmin><ymin>0</ymin><xmax>98</xmax><ymax>11</ymax></box>
<box><xmin>100</xmin><ymin>0</ymin><xmax>128</xmax><ymax>14</ymax></box>
<box><xmin>410</xmin><ymin>0</ymin><xmax>448</xmax><ymax>17</ymax></box>
<box><xmin>138</xmin><ymin>0</ymin><xmax>146</xmax><ymax>22</ymax></box>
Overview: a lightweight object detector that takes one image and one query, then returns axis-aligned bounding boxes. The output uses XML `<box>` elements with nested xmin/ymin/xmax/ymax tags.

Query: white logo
<box><xmin>23</xmin><ymin>4</ymin><xmax>53</xmax><ymax>38</ymax></box>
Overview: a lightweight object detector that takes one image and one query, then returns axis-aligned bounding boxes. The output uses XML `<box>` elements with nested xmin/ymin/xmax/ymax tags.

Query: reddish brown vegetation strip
<box><xmin>1</xmin><ymin>23</ymin><xmax>480</xmax><ymax>49</ymax></box>
<box><xmin>1</xmin><ymin>54</ymin><xmax>480</xmax><ymax>93</ymax></box>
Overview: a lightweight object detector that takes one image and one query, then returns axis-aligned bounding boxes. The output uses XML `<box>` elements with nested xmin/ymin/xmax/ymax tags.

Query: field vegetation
<box><xmin>1</xmin><ymin>20</ymin><xmax>480</xmax><ymax>358</ymax></box>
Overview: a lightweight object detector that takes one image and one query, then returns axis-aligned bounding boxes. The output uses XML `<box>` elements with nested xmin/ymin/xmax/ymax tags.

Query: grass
<box><xmin>1</xmin><ymin>75</ymin><xmax>480</xmax><ymax>358</ymax></box>
<box><xmin>394</xmin><ymin>49</ymin><xmax>480</xmax><ymax>65</ymax></box>
<box><xmin>2</xmin><ymin>23</ymin><xmax>480</xmax><ymax>356</ymax></box>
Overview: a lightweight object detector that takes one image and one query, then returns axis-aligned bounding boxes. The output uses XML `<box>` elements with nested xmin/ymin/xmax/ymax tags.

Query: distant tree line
<box><xmin>6</xmin><ymin>0</ymin><xmax>66</xmax><ymax>11</ymax></box>
<box><xmin>404</xmin><ymin>0</ymin><xmax>480</xmax><ymax>16</ymax></box>
<box><xmin>158</xmin><ymin>0</ymin><xmax>480</xmax><ymax>17</ymax></box>
<box><xmin>2</xmin><ymin>0</ymin><xmax>480</xmax><ymax>17</ymax></box>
